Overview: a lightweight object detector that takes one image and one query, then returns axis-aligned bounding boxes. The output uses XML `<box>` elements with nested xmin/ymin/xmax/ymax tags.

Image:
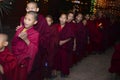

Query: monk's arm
<box><xmin>59</xmin><ymin>38</ymin><xmax>71</xmax><ymax>46</ymax></box>
<box><xmin>73</xmin><ymin>38</ymin><xmax>76</xmax><ymax>51</ymax></box>
<box><xmin>24</xmin><ymin>39</ymin><xmax>30</xmax><ymax>45</ymax></box>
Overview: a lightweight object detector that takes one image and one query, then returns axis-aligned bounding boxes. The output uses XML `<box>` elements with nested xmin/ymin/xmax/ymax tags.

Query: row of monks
<box><xmin>0</xmin><ymin>1</ymin><xmax>120</xmax><ymax>80</ymax></box>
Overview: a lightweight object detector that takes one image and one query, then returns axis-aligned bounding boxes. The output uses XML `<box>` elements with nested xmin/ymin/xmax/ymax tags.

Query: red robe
<box><xmin>109</xmin><ymin>43</ymin><xmax>120</xmax><ymax>73</ymax></box>
<box><xmin>75</xmin><ymin>22</ymin><xmax>88</xmax><ymax>60</ymax></box>
<box><xmin>87</xmin><ymin>20</ymin><xmax>99</xmax><ymax>52</ymax></box>
<box><xmin>0</xmin><ymin>47</ymin><xmax>17</xmax><ymax>80</ymax></box>
<box><xmin>48</xmin><ymin>24</ymin><xmax>59</xmax><ymax>68</ymax></box>
<box><xmin>67</xmin><ymin>22</ymin><xmax>77</xmax><ymax>66</ymax></box>
<box><xmin>20</xmin><ymin>14</ymin><xmax>50</xmax><ymax>48</ymax></box>
<box><xmin>95</xmin><ymin>18</ymin><xmax>107</xmax><ymax>52</ymax></box>
<box><xmin>53</xmin><ymin>23</ymin><xmax>74</xmax><ymax>75</ymax></box>
<box><xmin>20</xmin><ymin>14</ymin><xmax>50</xmax><ymax>80</ymax></box>
<box><xmin>12</xmin><ymin>26</ymin><xmax>39</xmax><ymax>80</ymax></box>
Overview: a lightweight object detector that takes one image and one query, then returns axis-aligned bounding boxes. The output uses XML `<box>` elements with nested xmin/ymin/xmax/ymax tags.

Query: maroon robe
<box><xmin>94</xmin><ymin>18</ymin><xmax>107</xmax><ymax>52</ymax></box>
<box><xmin>20</xmin><ymin>14</ymin><xmax>50</xmax><ymax>80</ymax></box>
<box><xmin>75</xmin><ymin>22</ymin><xmax>88</xmax><ymax>60</ymax></box>
<box><xmin>12</xmin><ymin>26</ymin><xmax>39</xmax><ymax>80</ymax></box>
<box><xmin>109</xmin><ymin>43</ymin><xmax>120</xmax><ymax>73</ymax></box>
<box><xmin>20</xmin><ymin>14</ymin><xmax>50</xmax><ymax>48</ymax></box>
<box><xmin>48</xmin><ymin>24</ymin><xmax>59</xmax><ymax>68</ymax></box>
<box><xmin>87</xmin><ymin>20</ymin><xmax>99</xmax><ymax>53</ymax></box>
<box><xmin>53</xmin><ymin>23</ymin><xmax>74</xmax><ymax>75</ymax></box>
<box><xmin>0</xmin><ymin>47</ymin><xmax>17</xmax><ymax>80</ymax></box>
<box><xmin>67</xmin><ymin>22</ymin><xmax>77</xmax><ymax>66</ymax></box>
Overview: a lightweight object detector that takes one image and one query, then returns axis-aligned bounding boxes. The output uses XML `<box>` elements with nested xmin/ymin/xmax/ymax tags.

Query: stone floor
<box><xmin>54</xmin><ymin>48</ymin><xmax>114</xmax><ymax>80</ymax></box>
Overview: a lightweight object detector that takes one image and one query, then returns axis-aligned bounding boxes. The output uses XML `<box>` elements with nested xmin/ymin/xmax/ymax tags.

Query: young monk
<box><xmin>18</xmin><ymin>1</ymin><xmax>50</xmax><ymax>80</ymax></box>
<box><xmin>75</xmin><ymin>13</ymin><xmax>88</xmax><ymax>60</ymax></box>
<box><xmin>109</xmin><ymin>43</ymin><xmax>120</xmax><ymax>79</ymax></box>
<box><xmin>53</xmin><ymin>14</ymin><xmax>74</xmax><ymax>78</ymax></box>
<box><xmin>0</xmin><ymin>33</ymin><xmax>17</xmax><ymax>80</ymax></box>
<box><xmin>86</xmin><ymin>14</ymin><xmax>98</xmax><ymax>54</ymax></box>
<box><xmin>40</xmin><ymin>15</ymin><xmax>55</xmax><ymax>79</ymax></box>
<box><xmin>95</xmin><ymin>11</ymin><xmax>108</xmax><ymax>53</ymax></box>
<box><xmin>67</xmin><ymin>12</ymin><xmax>77</xmax><ymax>66</ymax></box>
<box><xmin>12</xmin><ymin>11</ymin><xmax>39</xmax><ymax>80</ymax></box>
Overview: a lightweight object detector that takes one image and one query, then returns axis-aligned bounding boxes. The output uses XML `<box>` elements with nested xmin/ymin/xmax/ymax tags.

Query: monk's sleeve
<box><xmin>3</xmin><ymin>55</ymin><xmax>17</xmax><ymax>75</ymax></box>
<box><xmin>27</xmin><ymin>32</ymin><xmax>40</xmax><ymax>59</ymax></box>
<box><xmin>38</xmin><ymin>16</ymin><xmax>50</xmax><ymax>48</ymax></box>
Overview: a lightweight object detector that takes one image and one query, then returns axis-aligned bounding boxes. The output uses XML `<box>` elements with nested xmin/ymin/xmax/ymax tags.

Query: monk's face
<box><xmin>98</xmin><ymin>11</ymin><xmax>103</xmax><ymax>18</ymax></box>
<box><xmin>85</xmin><ymin>14</ymin><xmax>90</xmax><ymax>20</ymax></box>
<box><xmin>90</xmin><ymin>14</ymin><xmax>96</xmax><ymax>20</ymax></box>
<box><xmin>76</xmin><ymin>14</ymin><xmax>83</xmax><ymax>22</ymax></box>
<box><xmin>59</xmin><ymin>14</ymin><xmax>67</xmax><ymax>25</ymax></box>
<box><xmin>26</xmin><ymin>3</ymin><xmax>39</xmax><ymax>12</ymax></box>
<box><xmin>67</xmin><ymin>13</ymin><xmax>74</xmax><ymax>22</ymax></box>
<box><xmin>0</xmin><ymin>35</ymin><xmax>8</xmax><ymax>50</ymax></box>
<box><xmin>46</xmin><ymin>17</ymin><xmax>53</xmax><ymax>26</ymax></box>
<box><xmin>24</xmin><ymin>13</ymin><xmax>37</xmax><ymax>29</ymax></box>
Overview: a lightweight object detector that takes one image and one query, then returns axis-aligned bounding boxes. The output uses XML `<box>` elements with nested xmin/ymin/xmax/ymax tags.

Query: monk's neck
<box><xmin>0</xmin><ymin>47</ymin><xmax>5</xmax><ymax>52</ymax></box>
<box><xmin>67</xmin><ymin>20</ymin><xmax>72</xmax><ymax>23</ymax></box>
<box><xmin>60</xmin><ymin>24</ymin><xmax>65</xmax><ymax>28</ymax></box>
<box><xmin>76</xmin><ymin>21</ymin><xmax>81</xmax><ymax>23</ymax></box>
<box><xmin>24</xmin><ymin>27</ymin><xmax>33</xmax><ymax>30</ymax></box>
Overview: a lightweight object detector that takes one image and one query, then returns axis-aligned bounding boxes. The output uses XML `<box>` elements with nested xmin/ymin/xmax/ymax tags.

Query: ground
<box><xmin>53</xmin><ymin>48</ymin><xmax>114</xmax><ymax>80</ymax></box>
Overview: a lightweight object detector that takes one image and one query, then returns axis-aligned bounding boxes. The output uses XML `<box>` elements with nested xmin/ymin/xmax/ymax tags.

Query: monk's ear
<box><xmin>3</xmin><ymin>41</ymin><xmax>8</xmax><ymax>47</ymax></box>
<box><xmin>26</xmin><ymin>8</ymin><xmax>28</xmax><ymax>12</ymax></box>
<box><xmin>36</xmin><ymin>8</ymin><xmax>39</xmax><ymax>12</ymax></box>
<box><xmin>34</xmin><ymin>21</ymin><xmax>38</xmax><ymax>25</ymax></box>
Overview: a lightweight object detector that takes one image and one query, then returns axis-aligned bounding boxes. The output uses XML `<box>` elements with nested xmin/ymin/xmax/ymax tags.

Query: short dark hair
<box><xmin>46</xmin><ymin>15</ymin><xmax>53</xmax><ymax>20</ymax></box>
<box><xmin>60</xmin><ymin>13</ymin><xmax>67</xmax><ymax>17</ymax></box>
<box><xmin>27</xmin><ymin>1</ymin><xmax>38</xmax><ymax>8</ymax></box>
<box><xmin>68</xmin><ymin>11</ymin><xmax>74</xmax><ymax>15</ymax></box>
<box><xmin>27</xmin><ymin>11</ymin><xmax>38</xmax><ymax>20</ymax></box>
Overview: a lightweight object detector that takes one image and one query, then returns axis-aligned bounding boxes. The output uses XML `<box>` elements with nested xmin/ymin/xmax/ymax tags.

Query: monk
<box><xmin>40</xmin><ymin>15</ymin><xmax>55</xmax><ymax>79</ymax></box>
<box><xmin>109</xmin><ymin>43</ymin><xmax>120</xmax><ymax>79</ymax></box>
<box><xmin>0</xmin><ymin>33</ymin><xmax>17</xmax><ymax>80</ymax></box>
<box><xmin>66</xmin><ymin>12</ymin><xmax>77</xmax><ymax>66</ymax></box>
<box><xmin>95</xmin><ymin>11</ymin><xmax>108</xmax><ymax>53</ymax></box>
<box><xmin>12</xmin><ymin>11</ymin><xmax>39</xmax><ymax>80</ymax></box>
<box><xmin>17</xmin><ymin>1</ymin><xmax>50</xmax><ymax>80</ymax></box>
<box><xmin>53</xmin><ymin>14</ymin><xmax>74</xmax><ymax>78</ymax></box>
<box><xmin>75</xmin><ymin>13</ymin><xmax>88</xmax><ymax>61</ymax></box>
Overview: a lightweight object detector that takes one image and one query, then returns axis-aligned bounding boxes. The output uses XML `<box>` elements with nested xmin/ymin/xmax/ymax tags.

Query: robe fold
<box><xmin>0</xmin><ymin>47</ymin><xmax>17</xmax><ymax>80</ymax></box>
<box><xmin>12</xmin><ymin>26</ymin><xmax>39</xmax><ymax>80</ymax></box>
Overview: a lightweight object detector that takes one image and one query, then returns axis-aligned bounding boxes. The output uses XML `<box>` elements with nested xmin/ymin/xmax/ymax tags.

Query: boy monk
<box><xmin>0</xmin><ymin>33</ymin><xmax>17</xmax><ymax>80</ymax></box>
<box><xmin>12</xmin><ymin>11</ymin><xmax>39</xmax><ymax>80</ymax></box>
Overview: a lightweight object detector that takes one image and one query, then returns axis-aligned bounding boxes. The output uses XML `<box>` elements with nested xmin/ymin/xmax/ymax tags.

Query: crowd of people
<box><xmin>0</xmin><ymin>1</ymin><xmax>120</xmax><ymax>80</ymax></box>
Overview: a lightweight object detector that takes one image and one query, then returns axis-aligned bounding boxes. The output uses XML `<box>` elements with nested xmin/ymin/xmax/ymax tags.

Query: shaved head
<box><xmin>0</xmin><ymin>33</ymin><xmax>8</xmax><ymax>42</ymax></box>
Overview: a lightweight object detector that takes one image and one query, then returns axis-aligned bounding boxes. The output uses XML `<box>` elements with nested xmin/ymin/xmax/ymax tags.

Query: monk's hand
<box><xmin>73</xmin><ymin>43</ymin><xmax>76</xmax><ymax>51</ymax></box>
<box><xmin>19</xmin><ymin>32</ymin><xmax>28</xmax><ymax>40</ymax></box>
<box><xmin>16</xmin><ymin>25</ymin><xmax>22</xmax><ymax>31</ymax></box>
<box><xmin>19</xmin><ymin>32</ymin><xmax>30</xmax><ymax>45</ymax></box>
<box><xmin>59</xmin><ymin>41</ymin><xmax>64</xmax><ymax>46</ymax></box>
<box><xmin>59</xmin><ymin>38</ymin><xmax>71</xmax><ymax>46</ymax></box>
<box><xmin>0</xmin><ymin>64</ymin><xmax>4</xmax><ymax>74</ymax></box>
